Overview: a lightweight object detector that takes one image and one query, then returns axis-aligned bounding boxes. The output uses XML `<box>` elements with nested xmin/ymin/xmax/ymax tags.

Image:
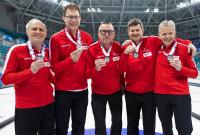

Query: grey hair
<box><xmin>158</xmin><ymin>20</ymin><xmax>176</xmax><ymax>33</ymax></box>
<box><xmin>98</xmin><ymin>21</ymin><xmax>114</xmax><ymax>31</ymax></box>
<box><xmin>26</xmin><ymin>18</ymin><xmax>47</xmax><ymax>31</ymax></box>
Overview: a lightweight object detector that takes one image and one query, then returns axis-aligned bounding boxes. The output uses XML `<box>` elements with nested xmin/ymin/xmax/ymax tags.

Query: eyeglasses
<box><xmin>65</xmin><ymin>15</ymin><xmax>80</xmax><ymax>20</ymax></box>
<box><xmin>99</xmin><ymin>30</ymin><xmax>114</xmax><ymax>36</ymax></box>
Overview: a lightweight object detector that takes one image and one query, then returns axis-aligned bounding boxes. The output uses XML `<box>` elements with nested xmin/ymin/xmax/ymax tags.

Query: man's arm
<box><xmin>1</xmin><ymin>48</ymin><xmax>35</xmax><ymax>85</ymax></box>
<box><xmin>49</xmin><ymin>36</ymin><xmax>74</xmax><ymax>74</ymax></box>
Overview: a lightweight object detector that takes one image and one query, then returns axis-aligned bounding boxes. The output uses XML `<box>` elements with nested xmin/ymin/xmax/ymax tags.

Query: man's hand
<box><xmin>124</xmin><ymin>45</ymin><xmax>136</xmax><ymax>54</ymax></box>
<box><xmin>30</xmin><ymin>61</ymin><xmax>45</xmax><ymax>74</ymax></box>
<box><xmin>95</xmin><ymin>59</ymin><xmax>106</xmax><ymax>71</ymax></box>
<box><xmin>70</xmin><ymin>49</ymin><xmax>82</xmax><ymax>62</ymax></box>
<box><xmin>122</xmin><ymin>40</ymin><xmax>131</xmax><ymax>46</ymax></box>
<box><xmin>188</xmin><ymin>43</ymin><xmax>197</xmax><ymax>57</ymax></box>
<box><xmin>169</xmin><ymin>59</ymin><xmax>182</xmax><ymax>71</ymax></box>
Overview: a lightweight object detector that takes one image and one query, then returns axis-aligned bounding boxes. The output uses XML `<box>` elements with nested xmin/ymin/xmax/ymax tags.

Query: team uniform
<box><xmin>119</xmin><ymin>36</ymin><xmax>161</xmax><ymax>135</ymax></box>
<box><xmin>119</xmin><ymin>36</ymin><xmax>191</xmax><ymax>135</ymax></box>
<box><xmin>1</xmin><ymin>43</ymin><xmax>55</xmax><ymax>135</ymax></box>
<box><xmin>154</xmin><ymin>40</ymin><xmax>198</xmax><ymax>135</ymax></box>
<box><xmin>86</xmin><ymin>40</ymin><xmax>123</xmax><ymax>135</ymax></box>
<box><xmin>49</xmin><ymin>28</ymin><xmax>93</xmax><ymax>135</ymax></box>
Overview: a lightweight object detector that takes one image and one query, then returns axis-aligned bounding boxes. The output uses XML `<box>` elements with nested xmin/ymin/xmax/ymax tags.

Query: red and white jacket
<box><xmin>154</xmin><ymin>40</ymin><xmax>198</xmax><ymax>95</ymax></box>
<box><xmin>49</xmin><ymin>28</ymin><xmax>93</xmax><ymax>91</ymax></box>
<box><xmin>86</xmin><ymin>41</ymin><xmax>123</xmax><ymax>95</ymax></box>
<box><xmin>1</xmin><ymin>44</ymin><xmax>55</xmax><ymax>108</ymax></box>
<box><xmin>119</xmin><ymin>36</ymin><xmax>191</xmax><ymax>94</ymax></box>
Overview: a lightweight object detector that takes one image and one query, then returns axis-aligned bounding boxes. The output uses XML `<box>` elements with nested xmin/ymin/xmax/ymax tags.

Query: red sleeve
<box><xmin>1</xmin><ymin>48</ymin><xmax>34</xmax><ymax>85</ymax></box>
<box><xmin>86</xmin><ymin>47</ymin><xmax>96</xmax><ymax>79</ymax></box>
<box><xmin>176</xmin><ymin>38</ymin><xmax>191</xmax><ymax>45</ymax></box>
<box><xmin>49</xmin><ymin>36</ymin><xmax>74</xmax><ymax>74</ymax></box>
<box><xmin>179</xmin><ymin>54</ymin><xmax>198</xmax><ymax>78</ymax></box>
<box><xmin>118</xmin><ymin>45</ymin><xmax>129</xmax><ymax>72</ymax></box>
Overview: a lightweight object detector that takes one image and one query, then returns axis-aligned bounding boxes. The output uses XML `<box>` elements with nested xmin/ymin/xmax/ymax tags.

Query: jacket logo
<box><xmin>97</xmin><ymin>55</ymin><xmax>104</xmax><ymax>59</ymax></box>
<box><xmin>24</xmin><ymin>57</ymin><xmax>32</xmax><ymax>60</ymax></box>
<box><xmin>113</xmin><ymin>56</ymin><xmax>120</xmax><ymax>61</ymax></box>
<box><xmin>143</xmin><ymin>51</ymin><xmax>152</xmax><ymax>57</ymax></box>
<box><xmin>61</xmin><ymin>44</ymin><xmax>69</xmax><ymax>47</ymax></box>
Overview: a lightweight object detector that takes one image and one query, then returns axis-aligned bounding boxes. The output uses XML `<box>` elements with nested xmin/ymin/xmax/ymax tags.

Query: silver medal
<box><xmin>77</xmin><ymin>43</ymin><xmax>82</xmax><ymax>49</ymax></box>
<box><xmin>134</xmin><ymin>52</ymin><xmax>138</xmax><ymax>58</ymax></box>
<box><xmin>167</xmin><ymin>55</ymin><xmax>173</xmax><ymax>61</ymax></box>
<box><xmin>36</xmin><ymin>54</ymin><xmax>44</xmax><ymax>61</ymax></box>
<box><xmin>105</xmin><ymin>56</ymin><xmax>110</xmax><ymax>62</ymax></box>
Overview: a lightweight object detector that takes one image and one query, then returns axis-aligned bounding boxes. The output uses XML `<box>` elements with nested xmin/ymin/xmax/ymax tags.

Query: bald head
<box><xmin>26</xmin><ymin>18</ymin><xmax>47</xmax><ymax>32</ymax></box>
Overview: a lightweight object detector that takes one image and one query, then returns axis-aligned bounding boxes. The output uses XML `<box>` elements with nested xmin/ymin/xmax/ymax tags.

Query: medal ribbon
<box><xmin>161</xmin><ymin>41</ymin><xmax>177</xmax><ymax>57</ymax></box>
<box><xmin>65</xmin><ymin>28</ymin><xmax>82</xmax><ymax>49</ymax></box>
<box><xmin>131</xmin><ymin>39</ymin><xmax>142</xmax><ymax>53</ymax></box>
<box><xmin>27</xmin><ymin>41</ymin><xmax>46</xmax><ymax>60</ymax></box>
<box><xmin>100</xmin><ymin>44</ymin><xmax>112</xmax><ymax>57</ymax></box>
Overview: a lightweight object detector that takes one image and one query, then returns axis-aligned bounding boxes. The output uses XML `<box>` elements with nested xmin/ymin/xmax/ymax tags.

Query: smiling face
<box><xmin>128</xmin><ymin>24</ymin><xmax>144</xmax><ymax>44</ymax></box>
<box><xmin>158</xmin><ymin>21</ymin><xmax>176</xmax><ymax>47</ymax></box>
<box><xmin>63</xmin><ymin>9</ymin><xmax>81</xmax><ymax>34</ymax></box>
<box><xmin>26</xmin><ymin>20</ymin><xmax>47</xmax><ymax>47</ymax></box>
<box><xmin>98</xmin><ymin>23</ymin><xmax>115</xmax><ymax>47</ymax></box>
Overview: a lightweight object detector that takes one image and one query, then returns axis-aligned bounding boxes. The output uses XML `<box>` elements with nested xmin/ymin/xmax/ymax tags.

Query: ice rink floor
<box><xmin>0</xmin><ymin>79</ymin><xmax>199</xmax><ymax>135</ymax></box>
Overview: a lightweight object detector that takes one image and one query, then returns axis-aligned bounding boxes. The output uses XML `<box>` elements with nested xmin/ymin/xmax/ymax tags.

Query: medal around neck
<box><xmin>101</xmin><ymin>45</ymin><xmax>112</xmax><ymax>63</ymax></box>
<box><xmin>105</xmin><ymin>56</ymin><xmax>110</xmax><ymax>63</ymax></box>
<box><xmin>77</xmin><ymin>44</ymin><xmax>82</xmax><ymax>50</ymax></box>
<box><xmin>36</xmin><ymin>54</ymin><xmax>51</xmax><ymax>67</ymax></box>
<box><xmin>36</xmin><ymin>54</ymin><xmax>44</xmax><ymax>62</ymax></box>
<box><xmin>27</xmin><ymin>41</ymin><xmax>46</xmax><ymax>60</ymax></box>
<box><xmin>65</xmin><ymin>28</ymin><xmax>82</xmax><ymax>49</ymax></box>
<box><xmin>167</xmin><ymin>55</ymin><xmax>173</xmax><ymax>61</ymax></box>
<box><xmin>131</xmin><ymin>40</ymin><xmax>142</xmax><ymax>59</ymax></box>
<box><xmin>133</xmin><ymin>52</ymin><xmax>139</xmax><ymax>58</ymax></box>
<box><xmin>161</xmin><ymin>41</ymin><xmax>177</xmax><ymax>62</ymax></box>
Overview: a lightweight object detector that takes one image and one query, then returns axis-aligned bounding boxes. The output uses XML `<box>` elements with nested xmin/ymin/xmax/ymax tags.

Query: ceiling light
<box><xmin>145</xmin><ymin>8</ymin><xmax>150</xmax><ymax>12</ymax></box>
<box><xmin>62</xmin><ymin>1</ymin><xmax>70</xmax><ymax>7</ymax></box>
<box><xmin>154</xmin><ymin>8</ymin><xmax>159</xmax><ymax>12</ymax></box>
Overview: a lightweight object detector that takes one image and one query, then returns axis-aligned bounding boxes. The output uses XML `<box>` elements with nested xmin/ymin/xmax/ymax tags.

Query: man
<box><xmin>86</xmin><ymin>22</ymin><xmax>123</xmax><ymax>135</ymax></box>
<box><xmin>1</xmin><ymin>19</ymin><xmax>55</xmax><ymax>135</ymax></box>
<box><xmin>119</xmin><ymin>18</ymin><xmax>194</xmax><ymax>135</ymax></box>
<box><xmin>49</xmin><ymin>3</ymin><xmax>93</xmax><ymax>135</ymax></box>
<box><xmin>155</xmin><ymin>20</ymin><xmax>198</xmax><ymax>135</ymax></box>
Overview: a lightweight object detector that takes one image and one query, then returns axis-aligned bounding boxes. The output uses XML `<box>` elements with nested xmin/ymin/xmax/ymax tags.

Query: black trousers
<box><xmin>91</xmin><ymin>90</ymin><xmax>122</xmax><ymax>135</ymax></box>
<box><xmin>155</xmin><ymin>94</ymin><xmax>193</xmax><ymax>135</ymax></box>
<box><xmin>15</xmin><ymin>102</ymin><xmax>55</xmax><ymax>135</ymax></box>
<box><xmin>55</xmin><ymin>90</ymin><xmax>88</xmax><ymax>135</ymax></box>
<box><xmin>125</xmin><ymin>91</ymin><xmax>156</xmax><ymax>135</ymax></box>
